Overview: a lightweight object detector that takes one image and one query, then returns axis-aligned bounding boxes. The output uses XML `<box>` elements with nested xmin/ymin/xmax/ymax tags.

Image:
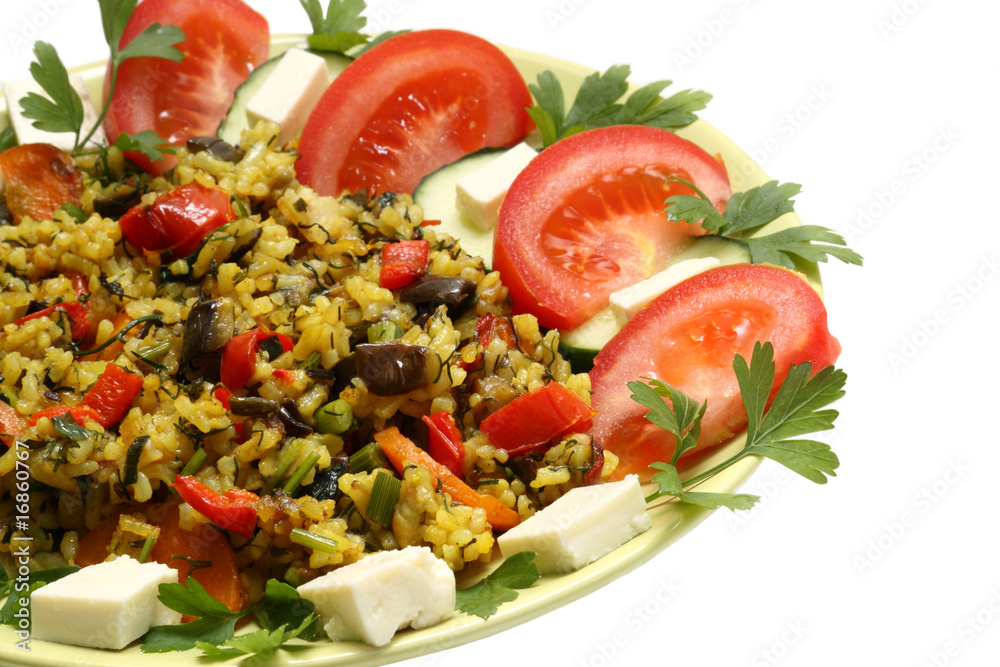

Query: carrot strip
<box><xmin>374</xmin><ymin>426</ymin><xmax>520</xmax><ymax>531</ymax></box>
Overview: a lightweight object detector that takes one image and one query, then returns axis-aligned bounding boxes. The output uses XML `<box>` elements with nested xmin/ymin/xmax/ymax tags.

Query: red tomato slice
<box><xmin>297</xmin><ymin>29</ymin><xmax>533</xmax><ymax>197</ymax></box>
<box><xmin>493</xmin><ymin>125</ymin><xmax>731</xmax><ymax>332</ymax></box>
<box><xmin>102</xmin><ymin>0</ymin><xmax>269</xmax><ymax>175</ymax></box>
<box><xmin>589</xmin><ymin>264</ymin><xmax>841</xmax><ymax>482</ymax></box>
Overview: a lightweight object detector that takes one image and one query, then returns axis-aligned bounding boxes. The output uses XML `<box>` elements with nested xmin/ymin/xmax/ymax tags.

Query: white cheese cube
<box><xmin>30</xmin><ymin>555</ymin><xmax>181</xmax><ymax>650</ymax></box>
<box><xmin>245</xmin><ymin>48</ymin><xmax>330</xmax><ymax>146</ymax></box>
<box><xmin>455</xmin><ymin>142</ymin><xmax>537</xmax><ymax>230</ymax></box>
<box><xmin>609</xmin><ymin>256</ymin><xmax>721</xmax><ymax>323</ymax></box>
<box><xmin>298</xmin><ymin>546</ymin><xmax>455</xmax><ymax>647</ymax></box>
<box><xmin>497</xmin><ymin>475</ymin><xmax>652</xmax><ymax>574</ymax></box>
<box><xmin>3</xmin><ymin>75</ymin><xmax>106</xmax><ymax>151</ymax></box>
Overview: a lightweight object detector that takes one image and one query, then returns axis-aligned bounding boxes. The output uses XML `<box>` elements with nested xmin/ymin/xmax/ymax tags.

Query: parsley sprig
<box><xmin>455</xmin><ymin>551</ymin><xmax>540</xmax><ymax>620</ymax></box>
<box><xmin>528</xmin><ymin>64</ymin><xmax>712</xmax><ymax>147</ymax></box>
<box><xmin>142</xmin><ymin>578</ymin><xmax>318</xmax><ymax>655</ymax></box>
<box><xmin>299</xmin><ymin>0</ymin><xmax>369</xmax><ymax>53</ymax></box>
<box><xmin>665</xmin><ymin>179</ymin><xmax>864</xmax><ymax>269</ymax></box>
<box><xmin>637</xmin><ymin>341</ymin><xmax>844</xmax><ymax>511</ymax></box>
<box><xmin>17</xmin><ymin>0</ymin><xmax>184</xmax><ymax>154</ymax></box>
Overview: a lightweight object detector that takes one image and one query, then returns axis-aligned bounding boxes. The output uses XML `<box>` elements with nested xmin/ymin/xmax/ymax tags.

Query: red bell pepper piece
<box><xmin>271</xmin><ymin>369</ymin><xmax>295</xmax><ymax>384</ymax></box>
<box><xmin>16</xmin><ymin>301</ymin><xmax>90</xmax><ymax>340</ymax></box>
<box><xmin>220</xmin><ymin>329</ymin><xmax>295</xmax><ymax>390</ymax></box>
<box><xmin>480</xmin><ymin>383</ymin><xmax>597</xmax><ymax>456</ymax></box>
<box><xmin>213</xmin><ymin>386</ymin><xmax>233</xmax><ymax>411</ymax></box>
<box><xmin>119</xmin><ymin>181</ymin><xmax>236</xmax><ymax>257</ymax></box>
<box><xmin>78</xmin><ymin>363</ymin><xmax>144</xmax><ymax>428</ymax></box>
<box><xmin>173</xmin><ymin>475</ymin><xmax>258</xmax><ymax>539</ymax></box>
<box><xmin>27</xmin><ymin>404</ymin><xmax>102</xmax><ymax>428</ymax></box>
<box><xmin>379</xmin><ymin>239</ymin><xmax>429</xmax><ymax>289</ymax></box>
<box><xmin>422</xmin><ymin>411</ymin><xmax>465</xmax><ymax>476</ymax></box>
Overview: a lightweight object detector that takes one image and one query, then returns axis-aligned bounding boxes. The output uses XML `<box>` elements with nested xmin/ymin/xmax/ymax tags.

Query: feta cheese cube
<box><xmin>298</xmin><ymin>546</ymin><xmax>455</xmax><ymax>647</ymax></box>
<box><xmin>497</xmin><ymin>475</ymin><xmax>652</xmax><ymax>574</ymax></box>
<box><xmin>245</xmin><ymin>48</ymin><xmax>330</xmax><ymax>146</ymax></box>
<box><xmin>3</xmin><ymin>75</ymin><xmax>106</xmax><ymax>151</ymax></box>
<box><xmin>609</xmin><ymin>256</ymin><xmax>721</xmax><ymax>323</ymax></box>
<box><xmin>455</xmin><ymin>142</ymin><xmax>537</xmax><ymax>230</ymax></box>
<box><xmin>30</xmin><ymin>556</ymin><xmax>181</xmax><ymax>650</ymax></box>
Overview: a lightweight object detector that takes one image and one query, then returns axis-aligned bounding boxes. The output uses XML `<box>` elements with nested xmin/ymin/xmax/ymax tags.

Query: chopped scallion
<box><xmin>349</xmin><ymin>442</ymin><xmax>389</xmax><ymax>474</ymax></box>
<box><xmin>313</xmin><ymin>399</ymin><xmax>352</xmax><ymax>435</ymax></box>
<box><xmin>366</xmin><ymin>320</ymin><xmax>404</xmax><ymax>343</ymax></box>
<box><xmin>263</xmin><ymin>439</ymin><xmax>305</xmax><ymax>494</ymax></box>
<box><xmin>283</xmin><ymin>451</ymin><xmax>321</xmax><ymax>495</ymax></box>
<box><xmin>290</xmin><ymin>527</ymin><xmax>338</xmax><ymax>554</ymax></box>
<box><xmin>137</xmin><ymin>534</ymin><xmax>157</xmax><ymax>564</ymax></box>
<box><xmin>365</xmin><ymin>470</ymin><xmax>401</xmax><ymax>529</ymax></box>
<box><xmin>180</xmin><ymin>447</ymin><xmax>208</xmax><ymax>476</ymax></box>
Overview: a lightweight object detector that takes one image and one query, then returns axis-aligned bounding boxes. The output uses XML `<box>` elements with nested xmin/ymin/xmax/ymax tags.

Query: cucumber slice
<box><xmin>217</xmin><ymin>51</ymin><xmax>351</xmax><ymax>146</ymax></box>
<box><xmin>412</xmin><ymin>147</ymin><xmax>507</xmax><ymax>268</ymax></box>
<box><xmin>558</xmin><ymin>235</ymin><xmax>752</xmax><ymax>372</ymax></box>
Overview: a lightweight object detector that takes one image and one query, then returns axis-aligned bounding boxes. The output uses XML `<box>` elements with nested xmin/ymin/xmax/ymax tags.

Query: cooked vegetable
<box><xmin>181</xmin><ymin>298</ymin><xmax>236</xmax><ymax>361</ymax></box>
<box><xmin>172</xmin><ymin>475</ymin><xmax>258</xmax><ymax>539</ymax></box>
<box><xmin>313</xmin><ymin>399</ymin><xmax>353</xmax><ymax>435</ymax></box>
<box><xmin>480</xmin><ymin>383</ymin><xmax>595</xmax><ymax>456</ymax></box>
<box><xmin>15</xmin><ymin>300</ymin><xmax>89</xmax><ymax>340</ymax></box>
<box><xmin>375</xmin><ymin>426</ymin><xmax>521</xmax><ymax>531</ymax></box>
<box><xmin>0</xmin><ymin>143</ymin><xmax>82</xmax><ymax>221</ymax></box>
<box><xmin>78</xmin><ymin>363</ymin><xmax>144</xmax><ymax>428</ymax></box>
<box><xmin>400</xmin><ymin>275</ymin><xmax>477</xmax><ymax>307</ymax></box>
<box><xmin>355</xmin><ymin>342</ymin><xmax>429</xmax><ymax>395</ymax></box>
<box><xmin>349</xmin><ymin>441</ymin><xmax>389</xmax><ymax>474</ymax></box>
<box><xmin>421</xmin><ymin>410</ymin><xmax>465</xmax><ymax>475</ymax></box>
<box><xmin>379</xmin><ymin>239</ymin><xmax>429</xmax><ymax>289</ymax></box>
<box><xmin>119</xmin><ymin>182</ymin><xmax>237</xmax><ymax>257</ymax></box>
<box><xmin>365</xmin><ymin>470</ymin><xmax>401</xmax><ymax>529</ymax></box>
<box><xmin>219</xmin><ymin>329</ymin><xmax>294</xmax><ymax>390</ymax></box>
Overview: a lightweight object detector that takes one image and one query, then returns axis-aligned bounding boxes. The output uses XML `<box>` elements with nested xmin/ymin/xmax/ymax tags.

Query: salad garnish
<box><xmin>17</xmin><ymin>0</ymin><xmax>184</xmax><ymax>155</ymax></box>
<box><xmin>637</xmin><ymin>340</ymin><xmax>845</xmax><ymax>510</ymax></box>
<box><xmin>665</xmin><ymin>178</ymin><xmax>865</xmax><ymax>268</ymax></box>
<box><xmin>527</xmin><ymin>64</ymin><xmax>712</xmax><ymax>147</ymax></box>
<box><xmin>454</xmin><ymin>551</ymin><xmax>540</xmax><ymax>620</ymax></box>
<box><xmin>299</xmin><ymin>0</ymin><xmax>408</xmax><ymax>56</ymax></box>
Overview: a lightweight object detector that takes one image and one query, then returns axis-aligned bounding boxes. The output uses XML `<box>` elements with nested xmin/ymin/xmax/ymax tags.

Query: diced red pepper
<box><xmin>172</xmin><ymin>475</ymin><xmax>258</xmax><ymax>539</ymax></box>
<box><xmin>213</xmin><ymin>385</ymin><xmax>233</xmax><ymax>411</ymax></box>
<box><xmin>27</xmin><ymin>404</ymin><xmax>102</xmax><ymax>428</ymax></box>
<box><xmin>119</xmin><ymin>181</ymin><xmax>236</xmax><ymax>257</ymax></box>
<box><xmin>480</xmin><ymin>383</ymin><xmax>597</xmax><ymax>456</ymax></box>
<box><xmin>379</xmin><ymin>239</ymin><xmax>429</xmax><ymax>289</ymax></box>
<box><xmin>583</xmin><ymin>441</ymin><xmax>605</xmax><ymax>485</ymax></box>
<box><xmin>220</xmin><ymin>329</ymin><xmax>295</xmax><ymax>390</ymax></box>
<box><xmin>422</xmin><ymin>411</ymin><xmax>465</xmax><ymax>476</ymax></box>
<box><xmin>16</xmin><ymin>301</ymin><xmax>90</xmax><ymax>340</ymax></box>
<box><xmin>271</xmin><ymin>369</ymin><xmax>295</xmax><ymax>384</ymax></box>
<box><xmin>78</xmin><ymin>363</ymin><xmax>144</xmax><ymax>428</ymax></box>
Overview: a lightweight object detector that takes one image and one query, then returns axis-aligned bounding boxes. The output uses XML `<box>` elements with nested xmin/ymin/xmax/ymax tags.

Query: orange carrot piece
<box><xmin>374</xmin><ymin>426</ymin><xmax>521</xmax><ymax>531</ymax></box>
<box><xmin>0</xmin><ymin>401</ymin><xmax>26</xmax><ymax>447</ymax></box>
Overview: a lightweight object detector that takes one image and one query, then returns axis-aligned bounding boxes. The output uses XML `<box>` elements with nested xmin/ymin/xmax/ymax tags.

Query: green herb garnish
<box><xmin>0</xmin><ymin>127</ymin><xmax>16</xmax><ymax>152</ymax></box>
<box><xmin>638</xmin><ymin>341</ymin><xmax>844</xmax><ymax>510</ymax></box>
<box><xmin>527</xmin><ymin>64</ymin><xmax>711</xmax><ymax>147</ymax></box>
<box><xmin>299</xmin><ymin>0</ymin><xmax>369</xmax><ymax>53</ymax></box>
<box><xmin>455</xmin><ymin>551</ymin><xmax>540</xmax><ymax>620</ymax></box>
<box><xmin>18</xmin><ymin>0</ymin><xmax>184</xmax><ymax>153</ymax></box>
<box><xmin>143</xmin><ymin>577</ymin><xmax>317</xmax><ymax>655</ymax></box>
<box><xmin>0</xmin><ymin>566</ymin><xmax>80</xmax><ymax>626</ymax></box>
<box><xmin>664</xmin><ymin>179</ymin><xmax>864</xmax><ymax>269</ymax></box>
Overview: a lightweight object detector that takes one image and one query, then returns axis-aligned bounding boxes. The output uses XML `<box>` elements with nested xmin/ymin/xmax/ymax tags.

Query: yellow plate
<box><xmin>0</xmin><ymin>35</ymin><xmax>811</xmax><ymax>667</ymax></box>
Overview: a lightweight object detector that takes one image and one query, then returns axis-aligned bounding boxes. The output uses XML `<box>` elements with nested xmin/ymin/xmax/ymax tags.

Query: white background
<box><xmin>2</xmin><ymin>0</ymin><xmax>999</xmax><ymax>665</ymax></box>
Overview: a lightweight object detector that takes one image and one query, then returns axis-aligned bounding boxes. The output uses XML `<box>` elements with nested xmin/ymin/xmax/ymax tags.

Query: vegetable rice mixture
<box><xmin>0</xmin><ymin>120</ymin><xmax>614</xmax><ymax>609</ymax></box>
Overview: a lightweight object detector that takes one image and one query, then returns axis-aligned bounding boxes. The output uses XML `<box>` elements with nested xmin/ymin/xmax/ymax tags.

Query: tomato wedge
<box><xmin>102</xmin><ymin>0</ymin><xmax>269</xmax><ymax>175</ymax></box>
<box><xmin>493</xmin><ymin>125</ymin><xmax>731</xmax><ymax>331</ymax></box>
<box><xmin>589</xmin><ymin>264</ymin><xmax>841</xmax><ymax>482</ymax></box>
<box><xmin>297</xmin><ymin>29</ymin><xmax>533</xmax><ymax>197</ymax></box>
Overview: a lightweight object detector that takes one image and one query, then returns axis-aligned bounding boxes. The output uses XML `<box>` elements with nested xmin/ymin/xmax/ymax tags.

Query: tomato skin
<box><xmin>119</xmin><ymin>182</ymin><xmax>236</xmax><ymax>256</ymax></box>
<box><xmin>0</xmin><ymin>143</ymin><xmax>82</xmax><ymax>222</ymax></box>
<box><xmin>298</xmin><ymin>29</ymin><xmax>533</xmax><ymax>197</ymax></box>
<box><xmin>494</xmin><ymin>125</ymin><xmax>731</xmax><ymax>332</ymax></box>
<box><xmin>103</xmin><ymin>0</ymin><xmax>268</xmax><ymax>175</ymax></box>
<box><xmin>380</xmin><ymin>239</ymin><xmax>430</xmax><ymax>289</ymax></box>
<box><xmin>589</xmin><ymin>264</ymin><xmax>840</xmax><ymax>482</ymax></box>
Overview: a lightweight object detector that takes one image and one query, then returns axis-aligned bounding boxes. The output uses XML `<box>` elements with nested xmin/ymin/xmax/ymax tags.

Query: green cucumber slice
<box><xmin>558</xmin><ymin>235</ymin><xmax>753</xmax><ymax>372</ymax></box>
<box><xmin>217</xmin><ymin>50</ymin><xmax>351</xmax><ymax>146</ymax></box>
<box><xmin>412</xmin><ymin>147</ymin><xmax>508</xmax><ymax>268</ymax></box>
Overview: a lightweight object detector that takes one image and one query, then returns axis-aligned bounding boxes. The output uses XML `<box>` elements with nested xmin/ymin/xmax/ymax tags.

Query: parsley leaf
<box><xmin>638</xmin><ymin>341</ymin><xmax>845</xmax><ymax>509</ymax></box>
<box><xmin>19</xmin><ymin>42</ymin><xmax>85</xmax><ymax>141</ymax></box>
<box><xmin>528</xmin><ymin>64</ymin><xmax>711</xmax><ymax>146</ymax></box>
<box><xmin>113</xmin><ymin>130</ymin><xmax>176</xmax><ymax>163</ymax></box>
<box><xmin>196</xmin><ymin>616</ymin><xmax>316</xmax><ymax>658</ymax></box>
<box><xmin>0</xmin><ymin>127</ymin><xmax>16</xmax><ymax>152</ymax></box>
<box><xmin>142</xmin><ymin>578</ymin><xmax>245</xmax><ymax>653</ymax></box>
<box><xmin>300</xmin><ymin>0</ymin><xmax>370</xmax><ymax>53</ymax></box>
<box><xmin>664</xmin><ymin>179</ymin><xmax>864</xmax><ymax>269</ymax></box>
<box><xmin>253</xmin><ymin>579</ymin><xmax>319</xmax><ymax>641</ymax></box>
<box><xmin>455</xmin><ymin>551</ymin><xmax>540</xmax><ymax>620</ymax></box>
